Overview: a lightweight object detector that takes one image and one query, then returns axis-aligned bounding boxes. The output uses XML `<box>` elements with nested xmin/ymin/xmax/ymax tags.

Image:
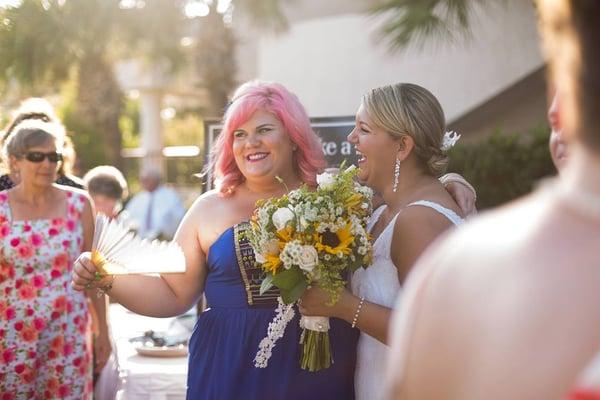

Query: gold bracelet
<box><xmin>351</xmin><ymin>297</ymin><xmax>365</xmax><ymax>328</ymax></box>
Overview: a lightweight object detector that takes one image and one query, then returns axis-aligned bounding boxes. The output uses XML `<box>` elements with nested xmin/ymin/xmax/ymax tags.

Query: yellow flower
<box><xmin>345</xmin><ymin>193</ymin><xmax>364</xmax><ymax>214</ymax></box>
<box><xmin>276</xmin><ymin>225</ymin><xmax>293</xmax><ymax>246</ymax></box>
<box><xmin>315</xmin><ymin>224</ymin><xmax>354</xmax><ymax>255</ymax></box>
<box><xmin>263</xmin><ymin>253</ymin><xmax>282</xmax><ymax>274</ymax></box>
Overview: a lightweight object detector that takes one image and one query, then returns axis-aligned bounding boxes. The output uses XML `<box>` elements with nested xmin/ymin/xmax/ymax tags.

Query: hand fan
<box><xmin>91</xmin><ymin>214</ymin><xmax>186</xmax><ymax>275</ymax></box>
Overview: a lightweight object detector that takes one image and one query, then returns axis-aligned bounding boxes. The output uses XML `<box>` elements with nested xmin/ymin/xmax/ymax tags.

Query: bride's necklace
<box><xmin>543</xmin><ymin>178</ymin><xmax>600</xmax><ymax>220</ymax></box>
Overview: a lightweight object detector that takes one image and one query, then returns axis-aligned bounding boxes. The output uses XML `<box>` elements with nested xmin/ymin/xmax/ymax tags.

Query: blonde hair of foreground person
<box><xmin>386</xmin><ymin>1</ymin><xmax>600</xmax><ymax>399</ymax></box>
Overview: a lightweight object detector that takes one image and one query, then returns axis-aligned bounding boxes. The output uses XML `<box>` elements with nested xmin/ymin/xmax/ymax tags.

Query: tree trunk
<box><xmin>194</xmin><ymin>5</ymin><xmax>237</xmax><ymax>117</ymax></box>
<box><xmin>76</xmin><ymin>53</ymin><xmax>124</xmax><ymax>170</ymax></box>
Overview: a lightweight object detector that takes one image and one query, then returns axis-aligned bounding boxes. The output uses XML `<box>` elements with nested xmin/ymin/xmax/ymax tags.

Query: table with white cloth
<box><xmin>108</xmin><ymin>304</ymin><xmax>190</xmax><ymax>400</ymax></box>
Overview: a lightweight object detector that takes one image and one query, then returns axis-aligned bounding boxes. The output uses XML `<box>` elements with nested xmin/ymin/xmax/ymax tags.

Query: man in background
<box><xmin>126</xmin><ymin>166</ymin><xmax>185</xmax><ymax>240</ymax></box>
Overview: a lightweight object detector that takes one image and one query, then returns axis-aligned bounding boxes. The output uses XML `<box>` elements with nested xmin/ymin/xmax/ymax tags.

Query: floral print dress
<box><xmin>0</xmin><ymin>190</ymin><xmax>93</xmax><ymax>399</ymax></box>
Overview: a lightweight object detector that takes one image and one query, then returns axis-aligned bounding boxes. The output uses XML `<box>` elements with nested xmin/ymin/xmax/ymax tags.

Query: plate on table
<box><xmin>134</xmin><ymin>344</ymin><xmax>188</xmax><ymax>358</ymax></box>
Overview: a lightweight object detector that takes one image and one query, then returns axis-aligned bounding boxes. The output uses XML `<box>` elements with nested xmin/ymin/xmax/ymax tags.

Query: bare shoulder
<box><xmin>185</xmin><ymin>189</ymin><xmax>223</xmax><ymax>217</ymax></box>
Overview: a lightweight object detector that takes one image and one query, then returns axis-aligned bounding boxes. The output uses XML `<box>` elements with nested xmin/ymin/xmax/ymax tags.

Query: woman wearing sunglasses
<box><xmin>0</xmin><ymin>120</ymin><xmax>110</xmax><ymax>399</ymax></box>
<box><xmin>0</xmin><ymin>97</ymin><xmax>84</xmax><ymax>191</ymax></box>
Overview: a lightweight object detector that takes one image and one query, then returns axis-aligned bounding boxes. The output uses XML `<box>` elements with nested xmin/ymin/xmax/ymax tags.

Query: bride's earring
<box><xmin>392</xmin><ymin>158</ymin><xmax>401</xmax><ymax>192</ymax></box>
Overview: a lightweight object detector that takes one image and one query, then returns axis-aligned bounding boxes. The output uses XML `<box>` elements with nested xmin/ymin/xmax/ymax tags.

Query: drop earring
<box><xmin>392</xmin><ymin>158</ymin><xmax>401</xmax><ymax>192</ymax></box>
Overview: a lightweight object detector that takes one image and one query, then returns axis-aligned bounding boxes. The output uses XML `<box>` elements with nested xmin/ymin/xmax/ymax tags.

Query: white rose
<box><xmin>272</xmin><ymin>208</ymin><xmax>295</xmax><ymax>231</ymax></box>
<box><xmin>255</xmin><ymin>252</ymin><xmax>266</xmax><ymax>263</ymax></box>
<box><xmin>298</xmin><ymin>245</ymin><xmax>318</xmax><ymax>272</ymax></box>
<box><xmin>316</xmin><ymin>172</ymin><xmax>336</xmax><ymax>190</ymax></box>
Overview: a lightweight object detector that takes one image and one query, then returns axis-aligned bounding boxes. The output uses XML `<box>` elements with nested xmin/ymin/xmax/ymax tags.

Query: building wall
<box><xmin>237</xmin><ymin>0</ymin><xmax>545</xmax><ymax>129</ymax></box>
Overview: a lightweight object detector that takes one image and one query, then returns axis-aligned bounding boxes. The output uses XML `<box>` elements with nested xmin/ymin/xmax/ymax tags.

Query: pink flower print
<box><xmin>0</xmin><ymin>329</ymin><xmax>4</xmax><ymax>338</ymax></box>
<box><xmin>3</xmin><ymin>286</ymin><xmax>11</xmax><ymax>296</ymax></box>
<box><xmin>58</xmin><ymin>384</ymin><xmax>71</xmax><ymax>397</ymax></box>
<box><xmin>14</xmin><ymin>321</ymin><xmax>24</xmax><ymax>331</ymax></box>
<box><xmin>51</xmin><ymin>218</ymin><xmax>63</xmax><ymax>227</ymax></box>
<box><xmin>29</xmin><ymin>233</ymin><xmax>43</xmax><ymax>247</ymax></box>
<box><xmin>32</xmin><ymin>274</ymin><xmax>45</xmax><ymax>288</ymax></box>
<box><xmin>47</xmin><ymin>349</ymin><xmax>58</xmax><ymax>360</ymax></box>
<box><xmin>33</xmin><ymin>317</ymin><xmax>46</xmax><ymax>331</ymax></box>
<box><xmin>27</xmin><ymin>350</ymin><xmax>36</xmax><ymax>359</ymax></box>
<box><xmin>23</xmin><ymin>265</ymin><xmax>33</xmax><ymax>274</ymax></box>
<box><xmin>4</xmin><ymin>306</ymin><xmax>15</xmax><ymax>320</ymax></box>
<box><xmin>62</xmin><ymin>342</ymin><xmax>73</xmax><ymax>357</ymax></box>
<box><xmin>14</xmin><ymin>363</ymin><xmax>25</xmax><ymax>374</ymax></box>
<box><xmin>21</xmin><ymin>325</ymin><xmax>38</xmax><ymax>342</ymax></box>
<box><xmin>0</xmin><ymin>215</ymin><xmax>6</xmax><ymax>224</ymax></box>
<box><xmin>50</xmin><ymin>269</ymin><xmax>61</xmax><ymax>279</ymax></box>
<box><xmin>48</xmin><ymin>227</ymin><xmax>59</xmax><ymax>236</ymax></box>
<box><xmin>0</xmin><ymin>193</ymin><xmax>7</xmax><ymax>202</ymax></box>
<box><xmin>78</xmin><ymin>194</ymin><xmax>85</xmax><ymax>202</ymax></box>
<box><xmin>15</xmin><ymin>278</ymin><xmax>23</xmax><ymax>288</ymax></box>
<box><xmin>68</xmin><ymin>204</ymin><xmax>77</xmax><ymax>216</ymax></box>
<box><xmin>52</xmin><ymin>253</ymin><xmax>69</xmax><ymax>270</ymax></box>
<box><xmin>9</xmin><ymin>237</ymin><xmax>20</xmax><ymax>247</ymax></box>
<box><xmin>66</xmin><ymin>300</ymin><xmax>73</xmax><ymax>313</ymax></box>
<box><xmin>25</xmin><ymin>307</ymin><xmax>34</xmax><ymax>317</ymax></box>
<box><xmin>2</xmin><ymin>392</ymin><xmax>15</xmax><ymax>400</ymax></box>
<box><xmin>0</xmin><ymin>224</ymin><xmax>10</xmax><ymax>238</ymax></box>
<box><xmin>73</xmin><ymin>356</ymin><xmax>82</xmax><ymax>367</ymax></box>
<box><xmin>67</xmin><ymin>191</ymin><xmax>73</xmax><ymax>198</ymax></box>
<box><xmin>2</xmin><ymin>348</ymin><xmax>15</xmax><ymax>363</ymax></box>
<box><xmin>62</xmin><ymin>239</ymin><xmax>71</xmax><ymax>248</ymax></box>
<box><xmin>18</xmin><ymin>283</ymin><xmax>36</xmax><ymax>300</ymax></box>
<box><xmin>53</xmin><ymin>296</ymin><xmax>67</xmax><ymax>312</ymax></box>
<box><xmin>23</xmin><ymin>224</ymin><xmax>31</xmax><ymax>232</ymax></box>
<box><xmin>17</xmin><ymin>244</ymin><xmax>33</xmax><ymax>259</ymax></box>
<box><xmin>50</xmin><ymin>311</ymin><xmax>60</xmax><ymax>320</ymax></box>
<box><xmin>22</xmin><ymin>368</ymin><xmax>35</xmax><ymax>384</ymax></box>
<box><xmin>66</xmin><ymin>219</ymin><xmax>76</xmax><ymax>232</ymax></box>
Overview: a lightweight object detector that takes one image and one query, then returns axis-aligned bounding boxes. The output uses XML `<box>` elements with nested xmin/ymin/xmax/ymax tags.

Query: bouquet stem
<box><xmin>300</xmin><ymin>329</ymin><xmax>332</xmax><ymax>371</ymax></box>
<box><xmin>299</xmin><ymin>315</ymin><xmax>332</xmax><ymax>372</ymax></box>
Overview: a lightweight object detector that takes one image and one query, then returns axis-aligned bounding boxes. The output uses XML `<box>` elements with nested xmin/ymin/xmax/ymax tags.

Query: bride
<box><xmin>300</xmin><ymin>82</ymin><xmax>468</xmax><ymax>400</ymax></box>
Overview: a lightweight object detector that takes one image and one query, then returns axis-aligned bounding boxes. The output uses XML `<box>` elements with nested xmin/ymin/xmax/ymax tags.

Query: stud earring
<box><xmin>392</xmin><ymin>158</ymin><xmax>401</xmax><ymax>192</ymax></box>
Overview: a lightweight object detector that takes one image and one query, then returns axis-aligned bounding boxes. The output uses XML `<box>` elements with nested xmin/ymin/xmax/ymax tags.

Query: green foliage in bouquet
<box><xmin>249</xmin><ymin>166</ymin><xmax>373</xmax><ymax>372</ymax></box>
<box><xmin>249</xmin><ymin>166</ymin><xmax>373</xmax><ymax>305</ymax></box>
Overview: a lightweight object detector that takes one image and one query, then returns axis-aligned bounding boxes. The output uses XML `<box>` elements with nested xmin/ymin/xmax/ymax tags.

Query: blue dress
<box><xmin>187</xmin><ymin>222</ymin><xmax>358</xmax><ymax>400</ymax></box>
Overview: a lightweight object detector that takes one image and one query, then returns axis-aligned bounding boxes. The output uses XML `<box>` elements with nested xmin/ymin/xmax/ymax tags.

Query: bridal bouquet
<box><xmin>249</xmin><ymin>165</ymin><xmax>373</xmax><ymax>371</ymax></box>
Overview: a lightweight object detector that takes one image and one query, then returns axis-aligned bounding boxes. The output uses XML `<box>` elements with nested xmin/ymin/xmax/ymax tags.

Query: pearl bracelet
<box><xmin>351</xmin><ymin>297</ymin><xmax>365</xmax><ymax>329</ymax></box>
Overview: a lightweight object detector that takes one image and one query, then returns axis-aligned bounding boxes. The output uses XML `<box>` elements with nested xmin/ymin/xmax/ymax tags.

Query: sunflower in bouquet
<box><xmin>248</xmin><ymin>165</ymin><xmax>373</xmax><ymax>372</ymax></box>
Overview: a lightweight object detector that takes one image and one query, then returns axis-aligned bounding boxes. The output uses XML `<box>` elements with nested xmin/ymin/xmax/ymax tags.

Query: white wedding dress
<box><xmin>351</xmin><ymin>200</ymin><xmax>464</xmax><ymax>400</ymax></box>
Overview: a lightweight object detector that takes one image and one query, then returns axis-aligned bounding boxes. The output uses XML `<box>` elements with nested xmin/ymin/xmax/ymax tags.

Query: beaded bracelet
<box><xmin>351</xmin><ymin>297</ymin><xmax>365</xmax><ymax>329</ymax></box>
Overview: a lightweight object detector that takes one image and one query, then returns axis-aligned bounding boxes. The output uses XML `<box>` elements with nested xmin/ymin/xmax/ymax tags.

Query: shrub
<box><xmin>447</xmin><ymin>125</ymin><xmax>556</xmax><ymax>210</ymax></box>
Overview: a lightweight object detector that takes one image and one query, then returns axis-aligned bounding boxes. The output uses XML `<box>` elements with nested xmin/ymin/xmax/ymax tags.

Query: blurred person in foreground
<box><xmin>125</xmin><ymin>166</ymin><xmax>184</xmax><ymax>241</ymax></box>
<box><xmin>386</xmin><ymin>1</ymin><xmax>600</xmax><ymax>399</ymax></box>
<box><xmin>0</xmin><ymin>98</ymin><xmax>84</xmax><ymax>190</ymax></box>
<box><xmin>0</xmin><ymin>119</ymin><xmax>110</xmax><ymax>399</ymax></box>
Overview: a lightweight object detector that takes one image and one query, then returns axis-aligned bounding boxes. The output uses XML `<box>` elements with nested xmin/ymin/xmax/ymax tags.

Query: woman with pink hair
<box><xmin>73</xmin><ymin>81</ymin><xmax>358</xmax><ymax>399</ymax></box>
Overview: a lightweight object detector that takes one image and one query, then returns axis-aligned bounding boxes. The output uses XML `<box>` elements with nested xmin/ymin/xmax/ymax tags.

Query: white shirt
<box><xmin>125</xmin><ymin>186</ymin><xmax>185</xmax><ymax>240</ymax></box>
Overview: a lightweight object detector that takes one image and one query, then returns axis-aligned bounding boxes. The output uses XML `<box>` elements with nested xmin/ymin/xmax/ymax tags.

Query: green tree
<box><xmin>0</xmin><ymin>0</ymin><xmax>185</xmax><ymax>169</ymax></box>
<box><xmin>369</xmin><ymin>0</ymin><xmax>505</xmax><ymax>51</ymax></box>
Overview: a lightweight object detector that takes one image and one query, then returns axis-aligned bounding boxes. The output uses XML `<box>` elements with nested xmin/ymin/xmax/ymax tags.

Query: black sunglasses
<box><xmin>23</xmin><ymin>151</ymin><xmax>63</xmax><ymax>163</ymax></box>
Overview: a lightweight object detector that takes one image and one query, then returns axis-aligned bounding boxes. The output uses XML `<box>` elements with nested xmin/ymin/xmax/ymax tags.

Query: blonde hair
<box><xmin>2</xmin><ymin>119</ymin><xmax>65</xmax><ymax>161</ymax></box>
<box><xmin>362</xmin><ymin>83</ymin><xmax>448</xmax><ymax>176</ymax></box>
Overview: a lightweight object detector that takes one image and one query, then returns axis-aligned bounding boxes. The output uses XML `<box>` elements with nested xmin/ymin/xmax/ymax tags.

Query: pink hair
<box><xmin>210</xmin><ymin>81</ymin><xmax>326</xmax><ymax>195</ymax></box>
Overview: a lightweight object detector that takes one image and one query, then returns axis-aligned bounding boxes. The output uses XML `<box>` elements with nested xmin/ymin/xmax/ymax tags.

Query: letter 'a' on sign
<box><xmin>204</xmin><ymin>116</ymin><xmax>358</xmax><ymax>190</ymax></box>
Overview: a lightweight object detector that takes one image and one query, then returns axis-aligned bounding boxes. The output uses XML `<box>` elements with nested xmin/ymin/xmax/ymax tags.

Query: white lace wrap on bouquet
<box><xmin>254</xmin><ymin>297</ymin><xmax>295</xmax><ymax>368</ymax></box>
<box><xmin>299</xmin><ymin>316</ymin><xmax>330</xmax><ymax>332</ymax></box>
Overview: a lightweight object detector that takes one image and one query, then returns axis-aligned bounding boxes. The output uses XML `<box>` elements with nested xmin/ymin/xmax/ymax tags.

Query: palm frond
<box><xmin>369</xmin><ymin>0</ymin><xmax>502</xmax><ymax>52</ymax></box>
